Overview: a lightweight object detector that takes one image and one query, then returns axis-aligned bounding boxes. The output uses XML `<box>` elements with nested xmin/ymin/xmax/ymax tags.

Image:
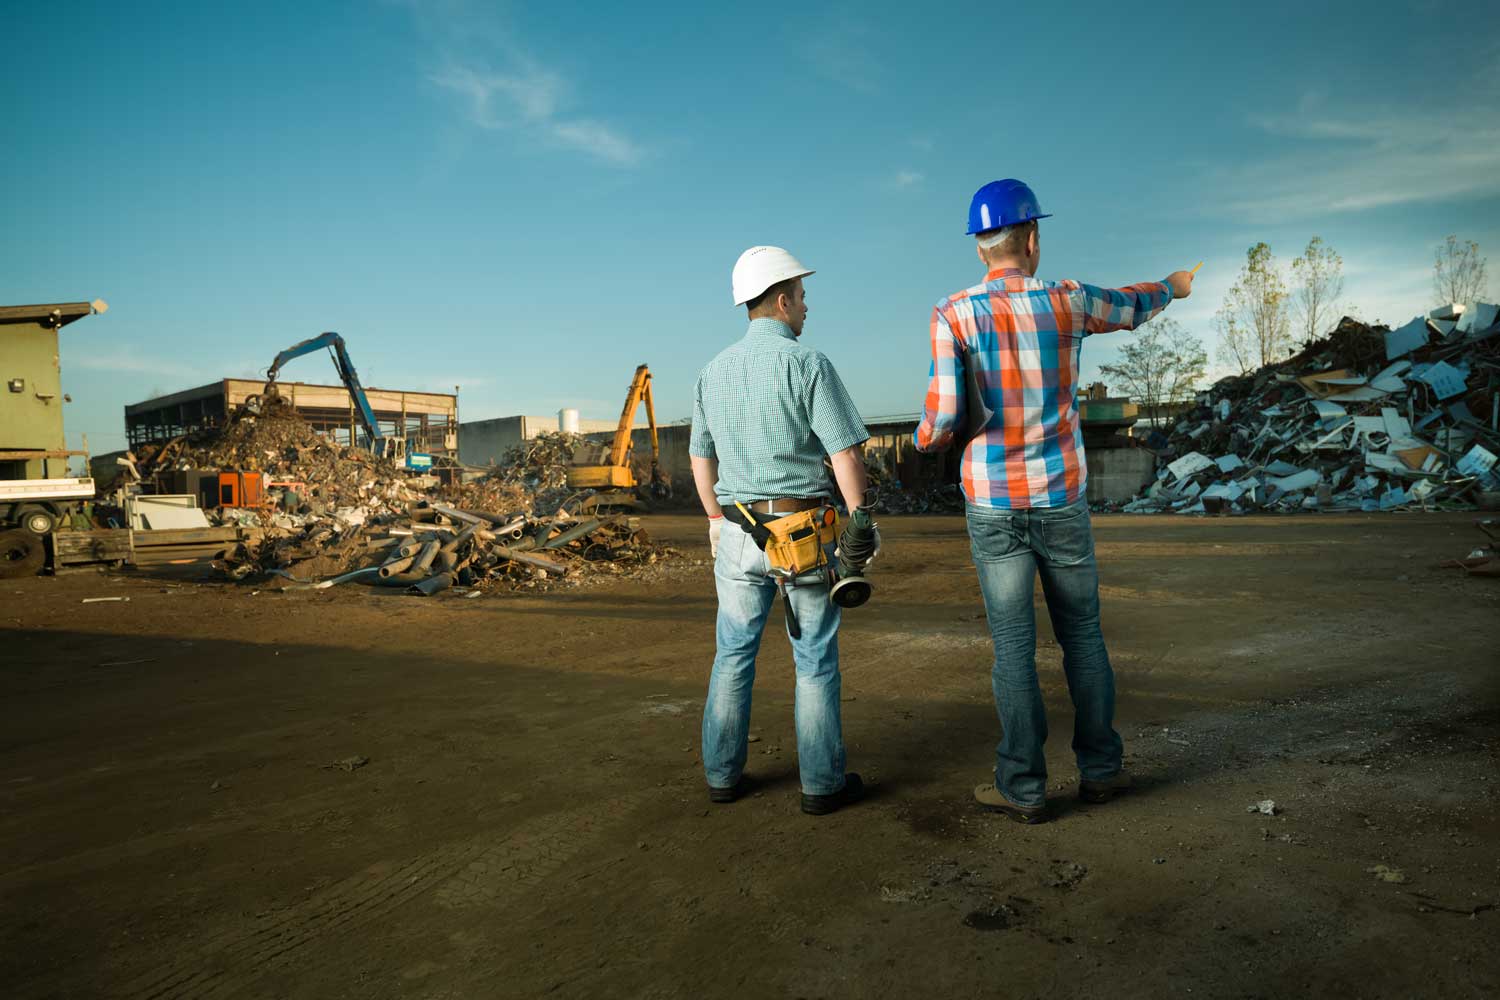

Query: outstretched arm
<box><xmin>1080</xmin><ymin>270</ymin><xmax>1193</xmax><ymax>335</ymax></box>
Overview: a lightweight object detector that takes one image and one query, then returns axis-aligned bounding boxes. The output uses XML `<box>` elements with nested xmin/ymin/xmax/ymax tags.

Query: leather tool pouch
<box><xmin>726</xmin><ymin>503</ymin><xmax>838</xmax><ymax>578</ymax></box>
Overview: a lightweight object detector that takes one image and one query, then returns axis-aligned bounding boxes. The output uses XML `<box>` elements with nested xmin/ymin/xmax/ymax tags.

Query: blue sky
<box><xmin>5</xmin><ymin>0</ymin><xmax>1499</xmax><ymax>457</ymax></box>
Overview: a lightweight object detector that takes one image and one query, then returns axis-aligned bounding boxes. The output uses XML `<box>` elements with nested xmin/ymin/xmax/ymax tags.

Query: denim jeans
<box><xmin>702</xmin><ymin>521</ymin><xmax>847</xmax><ymax>796</ymax></box>
<box><xmin>966</xmin><ymin>497</ymin><xmax>1122</xmax><ymax>807</ymax></box>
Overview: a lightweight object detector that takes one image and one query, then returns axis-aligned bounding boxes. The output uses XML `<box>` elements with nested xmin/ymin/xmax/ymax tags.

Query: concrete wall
<box><xmin>0</xmin><ymin>321</ymin><xmax>65</xmax><ymax>478</ymax></box>
<box><xmin>1084</xmin><ymin>445</ymin><xmax>1156</xmax><ymax>503</ymax></box>
<box><xmin>460</xmin><ymin>414</ymin><xmax>645</xmax><ymax>467</ymax></box>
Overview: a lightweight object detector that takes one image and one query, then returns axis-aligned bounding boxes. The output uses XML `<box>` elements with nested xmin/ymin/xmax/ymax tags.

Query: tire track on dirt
<box><xmin>117</xmin><ymin>794</ymin><xmax>643</xmax><ymax>1000</ymax></box>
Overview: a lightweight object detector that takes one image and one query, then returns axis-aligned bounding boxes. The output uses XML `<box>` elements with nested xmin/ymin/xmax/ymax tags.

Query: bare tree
<box><xmin>1213</xmin><ymin>308</ymin><xmax>1255</xmax><ymax>375</ymax></box>
<box><xmin>1433</xmin><ymin>235</ymin><xmax>1489</xmax><ymax>305</ymax></box>
<box><xmin>1290</xmin><ymin>236</ymin><xmax>1344</xmax><ymax>344</ymax></box>
<box><xmin>1100</xmin><ymin>316</ymin><xmax>1208</xmax><ymax>427</ymax></box>
<box><xmin>1214</xmin><ymin>242</ymin><xmax>1291</xmax><ymax>374</ymax></box>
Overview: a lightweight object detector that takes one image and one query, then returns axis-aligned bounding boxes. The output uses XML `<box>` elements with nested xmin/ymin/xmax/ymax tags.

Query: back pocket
<box><xmin>967</xmin><ymin>511</ymin><xmax>1023</xmax><ymax>562</ymax></box>
<box><xmin>1039</xmin><ymin>505</ymin><xmax>1093</xmax><ymax>567</ymax></box>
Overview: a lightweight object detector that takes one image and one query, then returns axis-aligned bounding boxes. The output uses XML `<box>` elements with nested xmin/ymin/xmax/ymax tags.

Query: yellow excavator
<box><xmin>565</xmin><ymin>364</ymin><xmax>665</xmax><ymax>498</ymax></box>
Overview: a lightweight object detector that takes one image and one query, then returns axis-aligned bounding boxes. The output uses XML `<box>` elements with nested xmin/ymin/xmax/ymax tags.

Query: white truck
<box><xmin>0</xmin><ymin>477</ymin><xmax>95</xmax><ymax>577</ymax></box>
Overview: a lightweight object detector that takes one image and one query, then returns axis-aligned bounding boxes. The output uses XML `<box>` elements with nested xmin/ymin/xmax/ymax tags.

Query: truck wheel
<box><xmin>0</xmin><ymin>529</ymin><xmax>45</xmax><ymax>579</ymax></box>
<box><xmin>19</xmin><ymin>507</ymin><xmax>56</xmax><ymax>536</ymax></box>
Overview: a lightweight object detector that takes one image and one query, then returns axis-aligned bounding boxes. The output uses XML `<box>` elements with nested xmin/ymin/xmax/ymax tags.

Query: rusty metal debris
<box><xmin>1113</xmin><ymin>305</ymin><xmax>1500</xmax><ymax>514</ymax></box>
<box><xmin>1438</xmin><ymin>519</ymin><xmax>1500</xmax><ymax>578</ymax></box>
<box><xmin>107</xmin><ymin>398</ymin><xmax>675</xmax><ymax>592</ymax></box>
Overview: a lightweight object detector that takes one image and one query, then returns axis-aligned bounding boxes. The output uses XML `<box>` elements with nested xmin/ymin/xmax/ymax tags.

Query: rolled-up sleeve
<box><xmin>1078</xmin><ymin>280</ymin><xmax>1173</xmax><ymax>335</ymax></box>
<box><xmin>802</xmin><ymin>353</ymin><xmax>867</xmax><ymax>455</ymax></box>
<box><xmin>915</xmin><ymin>304</ymin><xmax>963</xmax><ymax>452</ymax></box>
<box><xmin>688</xmin><ymin>375</ymin><xmax>716</xmax><ymax>459</ymax></box>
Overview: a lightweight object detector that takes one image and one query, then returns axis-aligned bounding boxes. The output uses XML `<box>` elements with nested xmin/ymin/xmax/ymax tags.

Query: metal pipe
<box><xmin>407</xmin><ymin>572</ymin><xmax>454</xmax><ymax>596</ymax></box>
<box><xmin>311</xmin><ymin>566</ymin><xmax>380</xmax><ymax>590</ymax></box>
<box><xmin>410</xmin><ymin>540</ymin><xmax>441</xmax><ymax>573</ymax></box>
<box><xmin>378</xmin><ymin>555</ymin><xmax>416</xmax><ymax>578</ymax></box>
<box><xmin>372</xmin><ymin>569</ymin><xmax>427</xmax><ymax>587</ymax></box>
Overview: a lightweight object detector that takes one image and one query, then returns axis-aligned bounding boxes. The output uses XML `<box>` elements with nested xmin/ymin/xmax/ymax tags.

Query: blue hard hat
<box><xmin>966</xmin><ymin>179</ymin><xmax>1051</xmax><ymax>235</ymax></box>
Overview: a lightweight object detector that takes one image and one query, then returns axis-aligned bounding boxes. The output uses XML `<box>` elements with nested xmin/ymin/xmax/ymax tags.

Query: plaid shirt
<box><xmin>691</xmin><ymin>318</ymin><xmax>868</xmax><ymax>503</ymax></box>
<box><xmin>915</xmin><ymin>267</ymin><xmax>1173</xmax><ymax>509</ymax></box>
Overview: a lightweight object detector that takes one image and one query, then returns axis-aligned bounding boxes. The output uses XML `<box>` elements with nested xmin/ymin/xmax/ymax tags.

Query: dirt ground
<box><xmin>3</xmin><ymin>513</ymin><xmax>1498</xmax><ymax>999</ymax></box>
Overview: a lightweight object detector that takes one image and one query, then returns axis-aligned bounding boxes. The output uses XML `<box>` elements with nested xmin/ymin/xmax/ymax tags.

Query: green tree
<box><xmin>1290</xmin><ymin>236</ymin><xmax>1344</xmax><ymax>345</ymax></box>
<box><xmin>1432</xmin><ymin>235</ymin><xmax>1489</xmax><ymax>305</ymax></box>
<box><xmin>1099</xmin><ymin>316</ymin><xmax>1208</xmax><ymax>427</ymax></box>
<box><xmin>1215</xmin><ymin>242</ymin><xmax>1291</xmax><ymax>374</ymax></box>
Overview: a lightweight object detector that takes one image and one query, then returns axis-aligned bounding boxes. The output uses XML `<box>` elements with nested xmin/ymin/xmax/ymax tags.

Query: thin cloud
<box><xmin>429</xmin><ymin>62</ymin><xmax>562</xmax><ymax>127</ymax></box>
<box><xmin>548</xmin><ymin>119</ymin><xmax>645</xmax><ymax>167</ymax></box>
<box><xmin>804</xmin><ymin>17</ymin><xmax>880</xmax><ymax>94</ymax></box>
<box><xmin>411</xmin><ymin>6</ymin><xmax>647</xmax><ymax>167</ymax></box>
<box><xmin>1215</xmin><ymin>92</ymin><xmax>1500</xmax><ymax>221</ymax></box>
<box><xmin>892</xmin><ymin>169</ymin><xmax>924</xmax><ymax>189</ymax></box>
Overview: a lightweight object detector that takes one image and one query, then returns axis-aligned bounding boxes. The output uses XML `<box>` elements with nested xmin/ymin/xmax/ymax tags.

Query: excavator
<box><xmin>258</xmin><ymin>331</ymin><xmax>431</xmax><ymax>470</ymax></box>
<box><xmin>566</xmin><ymin>364</ymin><xmax>665</xmax><ymax>503</ymax></box>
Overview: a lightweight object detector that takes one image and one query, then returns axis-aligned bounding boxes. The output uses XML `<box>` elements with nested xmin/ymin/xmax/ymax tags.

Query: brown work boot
<box><xmin>1079</xmin><ymin>771</ymin><xmax>1133</xmax><ymax>804</ymax></box>
<box><xmin>973</xmin><ymin>784</ymin><xmax>1048</xmax><ymax>824</ymax></box>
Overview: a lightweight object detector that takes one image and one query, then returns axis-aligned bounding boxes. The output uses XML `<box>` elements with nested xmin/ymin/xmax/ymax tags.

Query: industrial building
<box><xmin>125</xmin><ymin>379</ymin><xmax>458</xmax><ymax>457</ymax></box>
<box><xmin>0</xmin><ymin>300</ymin><xmax>107</xmax><ymax>479</ymax></box>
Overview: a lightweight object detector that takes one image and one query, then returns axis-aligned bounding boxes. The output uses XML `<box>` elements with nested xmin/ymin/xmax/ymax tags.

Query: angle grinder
<box><xmin>829</xmin><ymin>505</ymin><xmax>879</xmax><ymax>609</ymax></box>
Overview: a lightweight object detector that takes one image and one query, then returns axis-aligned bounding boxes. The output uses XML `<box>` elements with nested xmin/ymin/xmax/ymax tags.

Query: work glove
<box><xmin>708</xmin><ymin>514</ymin><xmax>723</xmax><ymax>557</ymax></box>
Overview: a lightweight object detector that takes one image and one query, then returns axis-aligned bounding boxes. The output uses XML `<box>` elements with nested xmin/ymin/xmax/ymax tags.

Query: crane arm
<box><xmin>265</xmin><ymin>331</ymin><xmax>385</xmax><ymax>451</ymax></box>
<box><xmin>608</xmin><ymin>365</ymin><xmax>652</xmax><ymax>468</ymax></box>
<box><xmin>265</xmin><ymin>332</ymin><xmax>344</xmax><ymax>383</ymax></box>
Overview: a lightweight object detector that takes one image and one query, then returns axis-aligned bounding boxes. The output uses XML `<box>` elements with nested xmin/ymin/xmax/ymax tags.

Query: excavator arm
<box><xmin>565</xmin><ymin>363</ymin><xmax>662</xmax><ymax>494</ymax></box>
<box><xmin>264</xmin><ymin>332</ymin><xmax>387</xmax><ymax>454</ymax></box>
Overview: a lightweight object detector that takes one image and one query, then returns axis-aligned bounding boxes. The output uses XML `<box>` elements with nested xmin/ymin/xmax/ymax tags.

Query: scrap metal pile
<box><xmin>132</xmin><ymin>399</ymin><xmax>672</xmax><ymax>592</ymax></box>
<box><xmin>1118</xmin><ymin>303</ymin><xmax>1500</xmax><ymax>514</ymax></box>
<box><xmin>226</xmin><ymin>500</ymin><xmax>666</xmax><ymax>595</ymax></box>
<box><xmin>864</xmin><ymin>449</ymin><xmax>965</xmax><ymax>515</ymax></box>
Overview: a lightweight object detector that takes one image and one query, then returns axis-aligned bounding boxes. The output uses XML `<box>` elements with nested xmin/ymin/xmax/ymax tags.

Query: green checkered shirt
<box><xmin>690</xmin><ymin>318</ymin><xmax>868</xmax><ymax>504</ymax></box>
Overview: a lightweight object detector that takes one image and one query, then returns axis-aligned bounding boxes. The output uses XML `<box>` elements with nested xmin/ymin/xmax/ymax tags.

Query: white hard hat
<box><xmin>731</xmin><ymin>246</ymin><xmax>814</xmax><ymax>306</ymax></box>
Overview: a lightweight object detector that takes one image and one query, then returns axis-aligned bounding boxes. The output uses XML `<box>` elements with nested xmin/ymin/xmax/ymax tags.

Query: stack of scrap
<box><xmin>1121</xmin><ymin>304</ymin><xmax>1500</xmax><ymax>514</ymax></box>
<box><xmin>865</xmin><ymin>449</ymin><xmax>965</xmax><ymax>515</ymax></box>
<box><xmin>222</xmin><ymin>501</ymin><xmax>666</xmax><ymax>594</ymax></box>
<box><xmin>114</xmin><ymin>398</ymin><xmax>675</xmax><ymax>589</ymax></box>
<box><xmin>446</xmin><ymin>431</ymin><xmax>585</xmax><ymax>515</ymax></box>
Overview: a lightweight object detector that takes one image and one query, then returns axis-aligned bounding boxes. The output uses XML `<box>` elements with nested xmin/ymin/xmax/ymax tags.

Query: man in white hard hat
<box><xmin>689</xmin><ymin>246</ymin><xmax>872</xmax><ymax>816</ymax></box>
<box><xmin>915</xmin><ymin>179</ymin><xmax>1196</xmax><ymax>824</ymax></box>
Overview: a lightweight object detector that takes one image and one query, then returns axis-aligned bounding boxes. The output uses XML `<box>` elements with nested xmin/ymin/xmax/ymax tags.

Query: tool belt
<box><xmin>723</xmin><ymin>500</ymin><xmax>838</xmax><ymax>579</ymax></box>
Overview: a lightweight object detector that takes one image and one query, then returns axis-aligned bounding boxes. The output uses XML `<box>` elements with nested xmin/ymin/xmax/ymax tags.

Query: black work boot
<box><xmin>1079</xmin><ymin>771</ymin><xmax>1133</xmax><ymax>804</ymax></box>
<box><xmin>800</xmin><ymin>773</ymin><xmax>865</xmax><ymax>816</ymax></box>
<box><xmin>708</xmin><ymin>776</ymin><xmax>753</xmax><ymax>804</ymax></box>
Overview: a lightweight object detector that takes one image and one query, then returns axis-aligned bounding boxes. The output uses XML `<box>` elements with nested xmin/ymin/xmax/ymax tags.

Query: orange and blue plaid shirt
<box><xmin>915</xmin><ymin>267</ymin><xmax>1173</xmax><ymax>509</ymax></box>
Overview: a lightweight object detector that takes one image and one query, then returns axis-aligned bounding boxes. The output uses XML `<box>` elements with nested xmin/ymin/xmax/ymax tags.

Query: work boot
<box><xmin>800</xmin><ymin>773</ymin><xmax>865</xmax><ymax>816</ymax></box>
<box><xmin>1079</xmin><ymin>771</ymin><xmax>1133</xmax><ymax>804</ymax></box>
<box><xmin>708</xmin><ymin>776</ymin><xmax>753</xmax><ymax>804</ymax></box>
<box><xmin>973</xmin><ymin>784</ymin><xmax>1048</xmax><ymax>824</ymax></box>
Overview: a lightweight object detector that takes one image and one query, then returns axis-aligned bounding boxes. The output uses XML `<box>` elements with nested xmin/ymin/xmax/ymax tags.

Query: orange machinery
<box><xmin>215</xmin><ymin>471</ymin><xmax>264</xmax><ymax>508</ymax></box>
<box><xmin>566</xmin><ymin>364</ymin><xmax>661</xmax><ymax>490</ymax></box>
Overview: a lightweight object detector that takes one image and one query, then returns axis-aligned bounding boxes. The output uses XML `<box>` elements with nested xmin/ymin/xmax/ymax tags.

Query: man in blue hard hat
<box><xmin>915</xmin><ymin>179</ymin><xmax>1195</xmax><ymax>824</ymax></box>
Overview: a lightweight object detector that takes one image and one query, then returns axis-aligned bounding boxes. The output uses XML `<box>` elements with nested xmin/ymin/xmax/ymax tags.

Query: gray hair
<box><xmin>975</xmin><ymin>220</ymin><xmax>1035</xmax><ymax>258</ymax></box>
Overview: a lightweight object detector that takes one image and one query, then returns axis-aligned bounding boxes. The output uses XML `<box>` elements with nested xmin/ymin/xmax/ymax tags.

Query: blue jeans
<box><xmin>702</xmin><ymin>521</ymin><xmax>847</xmax><ymax>796</ymax></box>
<box><xmin>966</xmin><ymin>498</ymin><xmax>1123</xmax><ymax>808</ymax></box>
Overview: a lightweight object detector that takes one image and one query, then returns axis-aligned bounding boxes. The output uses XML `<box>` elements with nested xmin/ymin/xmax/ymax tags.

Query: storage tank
<box><xmin>558</xmin><ymin>408</ymin><xmax>580</xmax><ymax>434</ymax></box>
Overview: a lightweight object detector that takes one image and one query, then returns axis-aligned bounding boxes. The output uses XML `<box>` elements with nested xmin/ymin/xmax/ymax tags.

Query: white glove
<box><xmin>708</xmin><ymin>515</ymin><xmax>723</xmax><ymax>557</ymax></box>
<box><xmin>867</xmin><ymin>525</ymin><xmax>882</xmax><ymax>566</ymax></box>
